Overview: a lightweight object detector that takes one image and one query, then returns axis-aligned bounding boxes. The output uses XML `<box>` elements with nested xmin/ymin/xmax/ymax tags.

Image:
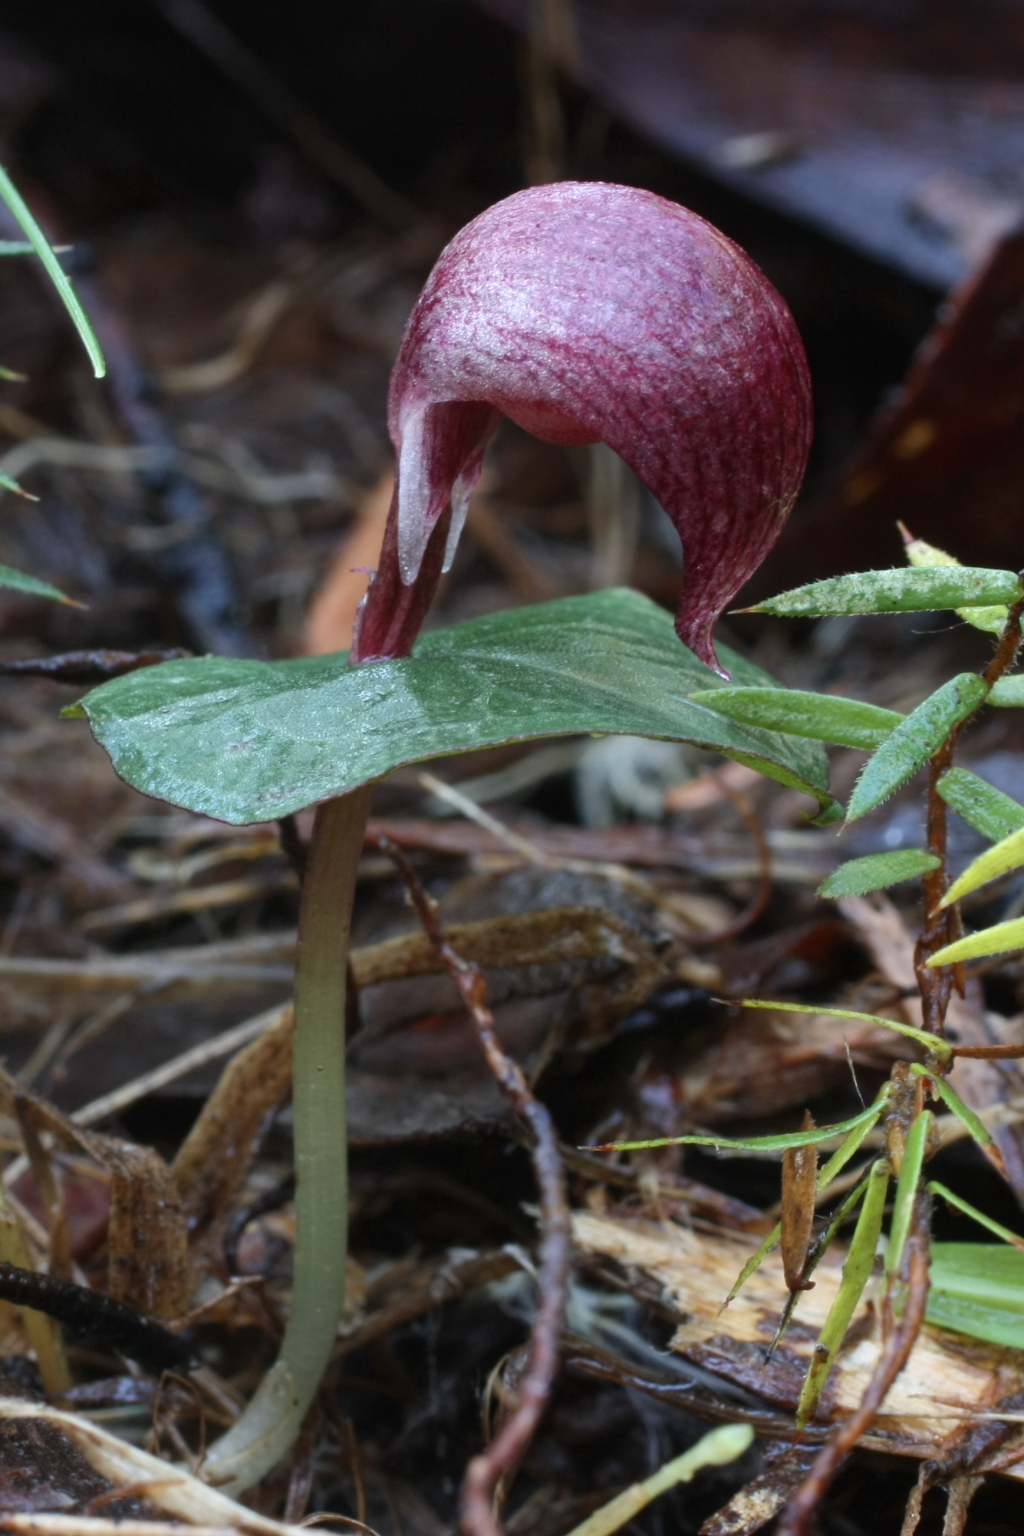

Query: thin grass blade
<box><xmin>795</xmin><ymin>1159</ymin><xmax>889</xmax><ymax>1428</ymax></box>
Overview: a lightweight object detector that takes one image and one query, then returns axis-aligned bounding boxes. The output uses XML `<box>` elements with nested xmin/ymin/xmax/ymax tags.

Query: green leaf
<box><xmin>941</xmin><ymin>826</ymin><xmax>1024</xmax><ymax>908</ymax></box>
<box><xmin>901</xmin><ymin>531</ymin><xmax>1009</xmax><ymax>636</ymax></box>
<box><xmin>796</xmin><ymin>1160</ymin><xmax>889</xmax><ymax>1427</ymax></box>
<box><xmin>743</xmin><ymin>567</ymin><xmax>1022</xmax><ymax>620</ymax></box>
<box><xmin>0</xmin><ymin>563</ymin><xmax>77</xmax><ymax>605</ymax></box>
<box><xmin>928</xmin><ymin>1244</ymin><xmax>1024</xmax><ymax>1349</ymax></box>
<box><xmin>0</xmin><ymin>161</ymin><xmax>105</xmax><ymax>379</ymax></box>
<box><xmin>819</xmin><ymin>849</ymin><xmax>941</xmax><ymax>899</ymax></box>
<box><xmin>987</xmin><ymin>676</ymin><xmax>1024</xmax><ymax>707</ymax></box>
<box><xmin>926</xmin><ymin>918</ymin><xmax>1024</xmax><ymax>967</ymax></box>
<box><xmin>846</xmin><ymin>674</ymin><xmax>988</xmax><ymax>822</ymax></box>
<box><xmin>731</xmin><ymin>998</ymin><xmax>949</xmax><ymax>1061</ymax></box>
<box><xmin>687</xmin><ymin>687</ymin><xmax>903</xmax><ymax>749</ymax></box>
<box><xmin>936</xmin><ymin>768</ymin><xmax>1024</xmax><ymax>843</ymax></box>
<box><xmin>74</xmin><ymin>589</ymin><xmax>840</xmax><ymax>826</ymax></box>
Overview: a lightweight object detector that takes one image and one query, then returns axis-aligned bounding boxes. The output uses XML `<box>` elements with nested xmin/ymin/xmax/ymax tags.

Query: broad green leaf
<box><xmin>819</xmin><ymin>849</ymin><xmax>940</xmax><ymax>900</ymax></box>
<box><xmin>929</xmin><ymin>1182</ymin><xmax>1024</xmax><ymax>1251</ymax></box>
<box><xmin>0</xmin><ymin>161</ymin><xmax>105</xmax><ymax>379</ymax></box>
<box><xmin>0</xmin><ymin>564</ymin><xmax>77</xmax><ymax>605</ymax></box>
<box><xmin>687</xmin><ymin>687</ymin><xmax>902</xmax><ymax>749</ymax></box>
<box><xmin>928</xmin><ymin>1244</ymin><xmax>1024</xmax><ymax>1349</ymax></box>
<box><xmin>743</xmin><ymin>567</ymin><xmax>1022</xmax><ymax>620</ymax></box>
<box><xmin>847</xmin><ymin>674</ymin><xmax>988</xmax><ymax>822</ymax></box>
<box><xmin>885</xmin><ymin>1110</ymin><xmax>932</xmax><ymax>1281</ymax></box>
<box><xmin>731</xmin><ymin>998</ymin><xmax>949</xmax><ymax>1061</ymax></box>
<box><xmin>902</xmin><ymin>531</ymin><xmax>1009</xmax><ymax>636</ymax></box>
<box><xmin>941</xmin><ymin>826</ymin><xmax>1024</xmax><ymax>909</ymax></box>
<box><xmin>72</xmin><ymin>590</ymin><xmax>840</xmax><ymax>826</ymax></box>
<box><xmin>563</xmin><ymin>1424</ymin><xmax>754</xmax><ymax>1536</ymax></box>
<box><xmin>796</xmin><ymin>1160</ymin><xmax>889</xmax><ymax>1427</ymax></box>
<box><xmin>909</xmin><ymin>1064</ymin><xmax>995</xmax><ymax>1152</ymax></box>
<box><xmin>724</xmin><ymin>1086</ymin><xmax>889</xmax><ymax>1306</ymax></box>
<box><xmin>926</xmin><ymin>918</ymin><xmax>1024</xmax><ymax>967</ymax></box>
<box><xmin>987</xmin><ymin>676</ymin><xmax>1024</xmax><ymax>707</ymax></box>
<box><xmin>588</xmin><ymin>1095</ymin><xmax>887</xmax><ymax>1156</ymax></box>
<box><xmin>937</xmin><ymin>768</ymin><xmax>1024</xmax><ymax>843</ymax></box>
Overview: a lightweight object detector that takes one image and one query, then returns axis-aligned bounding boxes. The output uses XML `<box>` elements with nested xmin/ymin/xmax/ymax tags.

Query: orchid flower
<box><xmin>352</xmin><ymin>180</ymin><xmax>812</xmax><ymax>673</ymax></box>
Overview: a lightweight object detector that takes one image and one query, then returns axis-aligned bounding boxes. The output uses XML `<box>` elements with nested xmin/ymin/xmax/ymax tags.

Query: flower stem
<box><xmin>203</xmin><ymin>786</ymin><xmax>372</xmax><ymax>1496</ymax></box>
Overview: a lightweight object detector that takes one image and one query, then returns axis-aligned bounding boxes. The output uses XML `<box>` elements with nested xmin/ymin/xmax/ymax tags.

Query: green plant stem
<box><xmin>203</xmin><ymin>786</ymin><xmax>372</xmax><ymax>1496</ymax></box>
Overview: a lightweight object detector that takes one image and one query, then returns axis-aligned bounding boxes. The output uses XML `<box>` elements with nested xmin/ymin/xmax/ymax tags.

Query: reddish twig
<box><xmin>365</xmin><ymin>832</ymin><xmax>571</xmax><ymax>1536</ymax></box>
<box><xmin>776</xmin><ymin>1208</ymin><xmax>931</xmax><ymax>1536</ymax></box>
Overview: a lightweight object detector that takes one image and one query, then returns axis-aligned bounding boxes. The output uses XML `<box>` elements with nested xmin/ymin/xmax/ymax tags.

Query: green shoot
<box><xmin>562</xmin><ymin>1424</ymin><xmax>754</xmax><ymax>1536</ymax></box>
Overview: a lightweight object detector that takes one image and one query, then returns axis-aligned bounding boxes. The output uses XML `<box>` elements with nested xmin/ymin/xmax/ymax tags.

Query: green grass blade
<box><xmin>687</xmin><ymin>687</ymin><xmax>903</xmax><ymax>749</ymax></box>
<box><xmin>796</xmin><ymin>1160</ymin><xmax>889</xmax><ymax>1428</ymax></box>
<box><xmin>731</xmin><ymin>999</ymin><xmax>949</xmax><ymax>1061</ymax></box>
<box><xmin>941</xmin><ymin>826</ymin><xmax>1024</xmax><ymax>909</ymax></box>
<box><xmin>819</xmin><ymin>850</ymin><xmax>941</xmax><ymax>900</ymax></box>
<box><xmin>926</xmin><ymin>918</ymin><xmax>1024</xmax><ymax>967</ymax></box>
<box><xmin>0</xmin><ymin>161</ymin><xmax>105</xmax><ymax>378</ymax></box>
<box><xmin>910</xmin><ymin>1065</ymin><xmax>994</xmax><ymax>1151</ymax></box>
<box><xmin>0</xmin><ymin>469</ymin><xmax>33</xmax><ymax>498</ymax></box>
<box><xmin>936</xmin><ymin>768</ymin><xmax>1024</xmax><ymax>843</ymax></box>
<box><xmin>587</xmin><ymin>1097</ymin><xmax>887</xmax><ymax>1156</ymax></box>
<box><xmin>929</xmin><ymin>1182</ymin><xmax>1024</xmax><ymax>1250</ymax></box>
<box><xmin>885</xmin><ymin>1110</ymin><xmax>932</xmax><ymax>1281</ymax></box>
<box><xmin>847</xmin><ymin>674</ymin><xmax>988</xmax><ymax>823</ymax></box>
<box><xmin>0</xmin><ymin>563</ymin><xmax>79</xmax><ymax>605</ymax></box>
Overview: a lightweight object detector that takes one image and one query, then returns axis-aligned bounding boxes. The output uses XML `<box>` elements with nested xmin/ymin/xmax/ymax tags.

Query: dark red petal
<box><xmin>355</xmin><ymin>182</ymin><xmax>812</xmax><ymax>671</ymax></box>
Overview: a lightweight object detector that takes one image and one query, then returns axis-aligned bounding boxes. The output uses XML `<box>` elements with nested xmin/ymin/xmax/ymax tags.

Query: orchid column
<box><xmin>203</xmin><ymin>181</ymin><xmax>813</xmax><ymax>1496</ymax></box>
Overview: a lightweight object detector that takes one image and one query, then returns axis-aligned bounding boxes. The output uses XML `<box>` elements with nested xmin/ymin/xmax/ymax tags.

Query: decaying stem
<box><xmin>203</xmin><ymin>786</ymin><xmax>372</xmax><ymax>1496</ymax></box>
<box><xmin>366</xmin><ymin>832</ymin><xmax>572</xmax><ymax>1536</ymax></box>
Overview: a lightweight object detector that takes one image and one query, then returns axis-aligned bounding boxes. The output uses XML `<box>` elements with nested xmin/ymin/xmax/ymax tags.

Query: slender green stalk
<box><xmin>203</xmin><ymin>786</ymin><xmax>372</xmax><ymax>1496</ymax></box>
